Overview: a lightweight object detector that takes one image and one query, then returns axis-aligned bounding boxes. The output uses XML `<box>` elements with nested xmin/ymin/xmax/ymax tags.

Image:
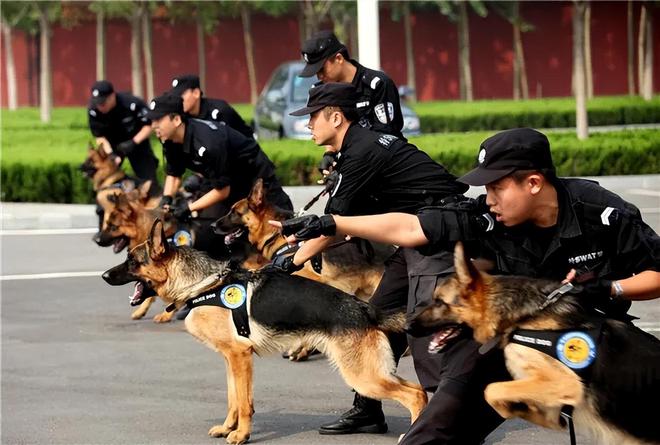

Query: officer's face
<box><xmin>308</xmin><ymin>109</ymin><xmax>338</xmax><ymax>147</ymax></box>
<box><xmin>97</xmin><ymin>93</ymin><xmax>116</xmax><ymax>114</ymax></box>
<box><xmin>484</xmin><ymin>176</ymin><xmax>535</xmax><ymax>227</ymax></box>
<box><xmin>181</xmin><ymin>88</ymin><xmax>201</xmax><ymax>114</ymax></box>
<box><xmin>151</xmin><ymin>115</ymin><xmax>178</xmax><ymax>142</ymax></box>
<box><xmin>316</xmin><ymin>54</ymin><xmax>343</xmax><ymax>83</ymax></box>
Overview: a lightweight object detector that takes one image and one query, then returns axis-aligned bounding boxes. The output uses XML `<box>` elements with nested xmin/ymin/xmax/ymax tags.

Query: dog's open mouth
<box><xmin>224</xmin><ymin>228</ymin><xmax>244</xmax><ymax>245</ymax></box>
<box><xmin>129</xmin><ymin>282</ymin><xmax>145</xmax><ymax>306</ymax></box>
<box><xmin>428</xmin><ymin>324</ymin><xmax>463</xmax><ymax>353</ymax></box>
<box><xmin>112</xmin><ymin>236</ymin><xmax>129</xmax><ymax>253</ymax></box>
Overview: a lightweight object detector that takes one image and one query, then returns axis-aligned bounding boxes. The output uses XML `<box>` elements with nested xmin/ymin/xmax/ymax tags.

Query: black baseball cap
<box><xmin>290</xmin><ymin>83</ymin><xmax>359</xmax><ymax>116</ymax></box>
<box><xmin>146</xmin><ymin>93</ymin><xmax>184</xmax><ymax>120</ymax></box>
<box><xmin>458</xmin><ymin>128</ymin><xmax>555</xmax><ymax>186</ymax></box>
<box><xmin>90</xmin><ymin>80</ymin><xmax>114</xmax><ymax>106</ymax></box>
<box><xmin>170</xmin><ymin>74</ymin><xmax>200</xmax><ymax>96</ymax></box>
<box><xmin>299</xmin><ymin>31</ymin><xmax>346</xmax><ymax>78</ymax></box>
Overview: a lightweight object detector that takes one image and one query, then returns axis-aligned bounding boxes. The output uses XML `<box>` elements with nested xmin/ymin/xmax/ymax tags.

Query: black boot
<box><xmin>318</xmin><ymin>393</ymin><xmax>388</xmax><ymax>435</ymax></box>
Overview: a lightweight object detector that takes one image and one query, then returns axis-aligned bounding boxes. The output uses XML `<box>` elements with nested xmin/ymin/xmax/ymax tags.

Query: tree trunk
<box><xmin>241</xmin><ymin>4</ymin><xmax>258</xmax><ymax>105</ymax></box>
<box><xmin>637</xmin><ymin>4</ymin><xmax>646</xmax><ymax>96</ymax></box>
<box><xmin>130</xmin><ymin>8</ymin><xmax>143</xmax><ymax>98</ymax></box>
<box><xmin>2</xmin><ymin>20</ymin><xmax>18</xmax><ymax>110</ymax></box>
<box><xmin>196</xmin><ymin>13</ymin><xmax>206</xmax><ymax>91</ymax></box>
<box><xmin>141</xmin><ymin>4</ymin><xmax>154</xmax><ymax>100</ymax></box>
<box><xmin>511</xmin><ymin>2</ymin><xmax>529</xmax><ymax>100</ymax></box>
<box><xmin>584</xmin><ymin>2</ymin><xmax>593</xmax><ymax>99</ymax></box>
<box><xmin>38</xmin><ymin>5</ymin><xmax>52</xmax><ymax>123</ymax></box>
<box><xmin>573</xmin><ymin>1</ymin><xmax>588</xmax><ymax>140</ymax></box>
<box><xmin>627</xmin><ymin>0</ymin><xmax>635</xmax><ymax>95</ymax></box>
<box><xmin>642</xmin><ymin>10</ymin><xmax>653</xmax><ymax>100</ymax></box>
<box><xmin>96</xmin><ymin>9</ymin><xmax>105</xmax><ymax>80</ymax></box>
<box><xmin>403</xmin><ymin>2</ymin><xmax>417</xmax><ymax>102</ymax></box>
<box><xmin>457</xmin><ymin>2</ymin><xmax>473</xmax><ymax>101</ymax></box>
<box><xmin>349</xmin><ymin>13</ymin><xmax>358</xmax><ymax>57</ymax></box>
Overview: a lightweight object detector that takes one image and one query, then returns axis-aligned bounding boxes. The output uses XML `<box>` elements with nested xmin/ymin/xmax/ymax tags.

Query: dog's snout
<box><xmin>101</xmin><ymin>270</ymin><xmax>112</xmax><ymax>284</ymax></box>
<box><xmin>92</xmin><ymin>231</ymin><xmax>103</xmax><ymax>245</ymax></box>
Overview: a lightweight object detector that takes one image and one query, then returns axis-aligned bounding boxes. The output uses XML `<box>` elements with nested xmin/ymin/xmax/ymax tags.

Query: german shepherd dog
<box><xmin>410</xmin><ymin>243</ymin><xmax>660</xmax><ymax>445</ymax></box>
<box><xmin>102</xmin><ymin>219</ymin><xmax>428</xmax><ymax>444</ymax></box>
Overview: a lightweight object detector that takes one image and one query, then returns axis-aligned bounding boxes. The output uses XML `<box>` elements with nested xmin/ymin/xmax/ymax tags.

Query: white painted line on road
<box><xmin>0</xmin><ymin>228</ymin><xmax>97</xmax><ymax>236</ymax></box>
<box><xmin>0</xmin><ymin>271</ymin><xmax>104</xmax><ymax>281</ymax></box>
<box><xmin>626</xmin><ymin>189</ymin><xmax>660</xmax><ymax>198</ymax></box>
<box><xmin>634</xmin><ymin>322</ymin><xmax>660</xmax><ymax>333</ymax></box>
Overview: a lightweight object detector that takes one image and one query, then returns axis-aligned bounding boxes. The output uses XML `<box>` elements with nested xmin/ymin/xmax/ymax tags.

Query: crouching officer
<box><xmin>147</xmin><ymin>93</ymin><xmax>292</xmax><ymax>224</ymax></box>
<box><xmin>276</xmin><ymin>128</ymin><xmax>660</xmax><ymax>444</ymax></box>
<box><xmin>169</xmin><ymin>74</ymin><xmax>254</xmax><ymax>139</ymax></box>
<box><xmin>272</xmin><ymin>82</ymin><xmax>468</xmax><ymax>435</ymax></box>
<box><xmin>87</xmin><ymin>80</ymin><xmax>159</xmax><ymax>187</ymax></box>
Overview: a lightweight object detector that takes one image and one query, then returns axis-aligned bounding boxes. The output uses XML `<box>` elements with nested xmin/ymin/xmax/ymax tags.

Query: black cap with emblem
<box><xmin>299</xmin><ymin>31</ymin><xmax>346</xmax><ymax>78</ymax></box>
<box><xmin>458</xmin><ymin>128</ymin><xmax>555</xmax><ymax>186</ymax></box>
<box><xmin>146</xmin><ymin>93</ymin><xmax>184</xmax><ymax>120</ymax></box>
<box><xmin>170</xmin><ymin>74</ymin><xmax>201</xmax><ymax>96</ymax></box>
<box><xmin>90</xmin><ymin>80</ymin><xmax>114</xmax><ymax>106</ymax></box>
<box><xmin>289</xmin><ymin>82</ymin><xmax>359</xmax><ymax>116</ymax></box>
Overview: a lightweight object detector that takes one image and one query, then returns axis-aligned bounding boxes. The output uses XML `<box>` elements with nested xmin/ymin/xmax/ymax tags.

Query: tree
<box><xmin>573</xmin><ymin>1</ymin><xmax>588</xmax><ymax>140</ymax></box>
<box><xmin>627</xmin><ymin>0</ymin><xmax>635</xmax><ymax>95</ymax></box>
<box><xmin>390</xmin><ymin>1</ymin><xmax>426</xmax><ymax>102</ymax></box>
<box><xmin>140</xmin><ymin>2</ymin><xmax>154</xmax><ymax>100</ymax></box>
<box><xmin>32</xmin><ymin>2</ymin><xmax>61</xmax><ymax>123</ymax></box>
<box><xmin>584</xmin><ymin>2</ymin><xmax>593</xmax><ymax>99</ymax></box>
<box><xmin>638</xmin><ymin>3</ymin><xmax>654</xmax><ymax>101</ymax></box>
<box><xmin>0</xmin><ymin>2</ymin><xmax>31</xmax><ymax>110</ymax></box>
<box><xmin>436</xmin><ymin>1</ymin><xmax>488</xmax><ymax>102</ymax></box>
<box><xmin>88</xmin><ymin>2</ymin><xmax>106</xmax><ymax>79</ymax></box>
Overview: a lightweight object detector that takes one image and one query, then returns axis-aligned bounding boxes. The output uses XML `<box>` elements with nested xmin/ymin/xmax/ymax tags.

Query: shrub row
<box><xmin>3</xmin><ymin>130</ymin><xmax>658</xmax><ymax>203</ymax></box>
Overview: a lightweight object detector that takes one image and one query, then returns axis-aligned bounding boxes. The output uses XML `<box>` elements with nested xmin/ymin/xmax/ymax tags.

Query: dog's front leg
<box><xmin>209</xmin><ymin>356</ymin><xmax>239</xmax><ymax>438</ymax></box>
<box><xmin>223</xmin><ymin>347</ymin><xmax>254</xmax><ymax>445</ymax></box>
<box><xmin>131</xmin><ymin>296</ymin><xmax>155</xmax><ymax>320</ymax></box>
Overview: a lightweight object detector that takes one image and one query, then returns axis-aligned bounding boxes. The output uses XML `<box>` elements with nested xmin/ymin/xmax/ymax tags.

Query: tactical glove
<box><xmin>281</xmin><ymin>214</ymin><xmax>336</xmax><ymax>241</ymax></box>
<box><xmin>116</xmin><ymin>139</ymin><xmax>138</xmax><ymax>156</ymax></box>
<box><xmin>158</xmin><ymin>195</ymin><xmax>173</xmax><ymax>208</ymax></box>
<box><xmin>265</xmin><ymin>254</ymin><xmax>304</xmax><ymax>274</ymax></box>
<box><xmin>572</xmin><ymin>279</ymin><xmax>632</xmax><ymax>318</ymax></box>
<box><xmin>318</xmin><ymin>151</ymin><xmax>337</xmax><ymax>174</ymax></box>
<box><xmin>170</xmin><ymin>202</ymin><xmax>192</xmax><ymax>222</ymax></box>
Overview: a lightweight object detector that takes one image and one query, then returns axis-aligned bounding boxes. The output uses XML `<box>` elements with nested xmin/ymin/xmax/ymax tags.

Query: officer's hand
<box><xmin>170</xmin><ymin>202</ymin><xmax>192</xmax><ymax>222</ymax></box>
<box><xmin>158</xmin><ymin>195</ymin><xmax>173</xmax><ymax>209</ymax></box>
<box><xmin>263</xmin><ymin>254</ymin><xmax>303</xmax><ymax>274</ymax></box>
<box><xmin>317</xmin><ymin>151</ymin><xmax>337</xmax><ymax>175</ymax></box>
<box><xmin>280</xmin><ymin>214</ymin><xmax>336</xmax><ymax>241</ymax></box>
<box><xmin>321</xmin><ymin>170</ymin><xmax>339</xmax><ymax>194</ymax></box>
<box><xmin>571</xmin><ymin>278</ymin><xmax>631</xmax><ymax>316</ymax></box>
<box><xmin>116</xmin><ymin>139</ymin><xmax>138</xmax><ymax>156</ymax></box>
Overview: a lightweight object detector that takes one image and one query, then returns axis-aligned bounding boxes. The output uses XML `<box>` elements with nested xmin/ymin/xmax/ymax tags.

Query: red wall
<box><xmin>2</xmin><ymin>1</ymin><xmax>658</xmax><ymax>107</ymax></box>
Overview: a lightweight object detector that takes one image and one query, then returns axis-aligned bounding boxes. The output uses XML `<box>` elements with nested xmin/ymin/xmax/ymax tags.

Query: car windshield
<box><xmin>291</xmin><ymin>74</ymin><xmax>317</xmax><ymax>104</ymax></box>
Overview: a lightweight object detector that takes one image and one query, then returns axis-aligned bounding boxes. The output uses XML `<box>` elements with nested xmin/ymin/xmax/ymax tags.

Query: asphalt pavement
<box><xmin>1</xmin><ymin>177</ymin><xmax>659</xmax><ymax>445</ymax></box>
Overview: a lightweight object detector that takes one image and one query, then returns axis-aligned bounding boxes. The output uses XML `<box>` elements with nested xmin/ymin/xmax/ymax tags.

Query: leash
<box><xmin>295</xmin><ymin>171</ymin><xmax>339</xmax><ymax>217</ymax></box>
<box><xmin>560</xmin><ymin>406</ymin><xmax>577</xmax><ymax>445</ymax></box>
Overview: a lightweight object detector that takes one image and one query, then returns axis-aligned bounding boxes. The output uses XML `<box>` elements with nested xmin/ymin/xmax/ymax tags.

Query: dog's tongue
<box><xmin>224</xmin><ymin>228</ymin><xmax>244</xmax><ymax>245</ymax></box>
<box><xmin>428</xmin><ymin>325</ymin><xmax>462</xmax><ymax>354</ymax></box>
<box><xmin>129</xmin><ymin>282</ymin><xmax>144</xmax><ymax>306</ymax></box>
<box><xmin>113</xmin><ymin>237</ymin><xmax>128</xmax><ymax>253</ymax></box>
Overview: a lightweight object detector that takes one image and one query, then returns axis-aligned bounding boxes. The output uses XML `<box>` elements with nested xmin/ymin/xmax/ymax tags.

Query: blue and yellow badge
<box><xmin>556</xmin><ymin>331</ymin><xmax>596</xmax><ymax>370</ymax></box>
<box><xmin>220</xmin><ymin>284</ymin><xmax>247</xmax><ymax>309</ymax></box>
<box><xmin>173</xmin><ymin>230</ymin><xmax>193</xmax><ymax>247</ymax></box>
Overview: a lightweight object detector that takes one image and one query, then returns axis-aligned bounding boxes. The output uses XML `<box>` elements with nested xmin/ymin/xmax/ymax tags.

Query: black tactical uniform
<box><xmin>398</xmin><ymin>129</ymin><xmax>660</xmax><ymax>445</ymax></box>
<box><xmin>163</xmin><ymin>118</ymin><xmax>291</xmax><ymax>213</ymax></box>
<box><xmin>88</xmin><ymin>81</ymin><xmax>159</xmax><ymax>184</ymax></box>
<box><xmin>290</xmin><ymin>82</ymin><xmax>468</xmax><ymax>434</ymax></box>
<box><xmin>300</xmin><ymin>31</ymin><xmax>404</xmax><ymax>138</ymax></box>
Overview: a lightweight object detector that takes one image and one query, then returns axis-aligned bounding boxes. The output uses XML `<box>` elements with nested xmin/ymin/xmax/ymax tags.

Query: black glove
<box><xmin>322</xmin><ymin>170</ymin><xmax>340</xmax><ymax>193</ymax></box>
<box><xmin>572</xmin><ymin>279</ymin><xmax>632</xmax><ymax>317</ymax></box>
<box><xmin>281</xmin><ymin>214</ymin><xmax>336</xmax><ymax>241</ymax></box>
<box><xmin>318</xmin><ymin>151</ymin><xmax>337</xmax><ymax>174</ymax></box>
<box><xmin>170</xmin><ymin>202</ymin><xmax>192</xmax><ymax>221</ymax></box>
<box><xmin>158</xmin><ymin>195</ymin><xmax>173</xmax><ymax>208</ymax></box>
<box><xmin>265</xmin><ymin>254</ymin><xmax>304</xmax><ymax>274</ymax></box>
<box><xmin>116</xmin><ymin>139</ymin><xmax>138</xmax><ymax>156</ymax></box>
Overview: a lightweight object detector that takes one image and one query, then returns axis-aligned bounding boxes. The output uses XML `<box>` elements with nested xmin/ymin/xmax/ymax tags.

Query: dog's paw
<box><xmin>131</xmin><ymin>308</ymin><xmax>147</xmax><ymax>320</ymax></box>
<box><xmin>153</xmin><ymin>311</ymin><xmax>174</xmax><ymax>323</ymax></box>
<box><xmin>226</xmin><ymin>430</ymin><xmax>250</xmax><ymax>444</ymax></box>
<box><xmin>208</xmin><ymin>424</ymin><xmax>233</xmax><ymax>438</ymax></box>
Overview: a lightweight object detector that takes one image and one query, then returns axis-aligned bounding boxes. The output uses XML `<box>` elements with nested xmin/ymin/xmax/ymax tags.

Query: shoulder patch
<box><xmin>376</xmin><ymin>133</ymin><xmax>399</xmax><ymax>148</ymax></box>
<box><xmin>130</xmin><ymin>102</ymin><xmax>136</xmax><ymax>111</ymax></box>
<box><xmin>370</xmin><ymin>76</ymin><xmax>381</xmax><ymax>90</ymax></box>
<box><xmin>600</xmin><ymin>207</ymin><xmax>618</xmax><ymax>226</ymax></box>
<box><xmin>89</xmin><ymin>109</ymin><xmax>97</xmax><ymax>117</ymax></box>
<box><xmin>211</xmin><ymin>109</ymin><xmax>220</xmax><ymax>120</ymax></box>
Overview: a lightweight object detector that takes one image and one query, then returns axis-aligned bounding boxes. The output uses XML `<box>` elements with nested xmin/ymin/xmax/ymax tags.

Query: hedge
<box><xmin>3</xmin><ymin>129</ymin><xmax>658</xmax><ymax>203</ymax></box>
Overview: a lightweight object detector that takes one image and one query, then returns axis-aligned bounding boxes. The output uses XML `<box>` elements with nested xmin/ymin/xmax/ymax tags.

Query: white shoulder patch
<box><xmin>130</xmin><ymin>102</ymin><xmax>136</xmax><ymax>111</ymax></box>
<box><xmin>370</xmin><ymin>76</ymin><xmax>381</xmax><ymax>90</ymax></box>
<box><xmin>211</xmin><ymin>109</ymin><xmax>219</xmax><ymax>120</ymax></box>
<box><xmin>600</xmin><ymin>207</ymin><xmax>615</xmax><ymax>226</ymax></box>
<box><xmin>198</xmin><ymin>146</ymin><xmax>206</xmax><ymax>157</ymax></box>
<box><xmin>89</xmin><ymin>109</ymin><xmax>97</xmax><ymax>117</ymax></box>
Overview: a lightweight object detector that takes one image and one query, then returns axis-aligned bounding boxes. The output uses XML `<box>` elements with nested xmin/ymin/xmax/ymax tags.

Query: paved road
<box><xmin>2</xmin><ymin>177</ymin><xmax>659</xmax><ymax>445</ymax></box>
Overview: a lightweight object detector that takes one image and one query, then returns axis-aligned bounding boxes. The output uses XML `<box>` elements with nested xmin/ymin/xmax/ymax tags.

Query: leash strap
<box><xmin>538</xmin><ymin>282</ymin><xmax>575</xmax><ymax>311</ymax></box>
<box><xmin>560</xmin><ymin>405</ymin><xmax>577</xmax><ymax>445</ymax></box>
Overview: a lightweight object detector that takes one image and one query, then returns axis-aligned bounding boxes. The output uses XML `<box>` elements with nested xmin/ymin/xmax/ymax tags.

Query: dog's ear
<box><xmin>138</xmin><ymin>181</ymin><xmax>152</xmax><ymax>202</ymax></box>
<box><xmin>248</xmin><ymin>178</ymin><xmax>265</xmax><ymax>210</ymax></box>
<box><xmin>454</xmin><ymin>242</ymin><xmax>480</xmax><ymax>286</ymax></box>
<box><xmin>148</xmin><ymin>218</ymin><xmax>169</xmax><ymax>260</ymax></box>
<box><xmin>96</xmin><ymin>145</ymin><xmax>108</xmax><ymax>159</ymax></box>
<box><xmin>121</xmin><ymin>179</ymin><xmax>136</xmax><ymax>193</ymax></box>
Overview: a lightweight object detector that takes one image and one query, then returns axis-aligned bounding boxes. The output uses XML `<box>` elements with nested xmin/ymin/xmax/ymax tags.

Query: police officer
<box><xmin>87</xmin><ymin>80</ymin><xmax>159</xmax><ymax>186</ymax></box>
<box><xmin>147</xmin><ymin>93</ymin><xmax>292</xmax><ymax>223</ymax></box>
<box><xmin>168</xmin><ymin>74</ymin><xmax>254</xmax><ymax>139</ymax></box>
<box><xmin>272</xmin><ymin>82</ymin><xmax>468</xmax><ymax>435</ymax></box>
<box><xmin>276</xmin><ymin>128</ymin><xmax>660</xmax><ymax>444</ymax></box>
<box><xmin>300</xmin><ymin>31</ymin><xmax>405</xmax><ymax>175</ymax></box>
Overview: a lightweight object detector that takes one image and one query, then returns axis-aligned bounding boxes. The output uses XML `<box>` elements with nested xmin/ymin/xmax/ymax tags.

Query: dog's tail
<box><xmin>376</xmin><ymin>311</ymin><xmax>407</xmax><ymax>333</ymax></box>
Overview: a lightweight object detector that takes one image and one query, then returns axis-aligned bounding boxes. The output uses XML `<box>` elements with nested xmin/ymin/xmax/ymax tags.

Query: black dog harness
<box><xmin>184</xmin><ymin>281</ymin><xmax>251</xmax><ymax>337</ymax></box>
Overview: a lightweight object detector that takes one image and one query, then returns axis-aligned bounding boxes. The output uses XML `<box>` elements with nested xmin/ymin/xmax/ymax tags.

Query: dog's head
<box><xmin>408</xmin><ymin>243</ymin><xmax>499</xmax><ymax>350</ymax></box>
<box><xmin>103</xmin><ymin>219</ymin><xmax>172</xmax><ymax>294</ymax></box>
<box><xmin>80</xmin><ymin>143</ymin><xmax>121</xmax><ymax>185</ymax></box>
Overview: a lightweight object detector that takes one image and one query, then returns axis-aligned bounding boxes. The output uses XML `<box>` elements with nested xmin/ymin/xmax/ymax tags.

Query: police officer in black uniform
<box><xmin>271</xmin><ymin>82</ymin><xmax>468</xmax><ymax>435</ymax></box>
<box><xmin>300</xmin><ymin>31</ymin><xmax>404</xmax><ymax>174</ymax></box>
<box><xmin>87</xmin><ymin>80</ymin><xmax>159</xmax><ymax>186</ymax></box>
<box><xmin>278</xmin><ymin>128</ymin><xmax>660</xmax><ymax>444</ymax></box>
<box><xmin>147</xmin><ymin>93</ymin><xmax>292</xmax><ymax>223</ymax></box>
<box><xmin>169</xmin><ymin>74</ymin><xmax>254</xmax><ymax>138</ymax></box>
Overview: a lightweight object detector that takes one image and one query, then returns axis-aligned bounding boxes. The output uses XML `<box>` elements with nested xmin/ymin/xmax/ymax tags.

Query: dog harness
<box><xmin>185</xmin><ymin>281</ymin><xmax>251</xmax><ymax>337</ymax></box>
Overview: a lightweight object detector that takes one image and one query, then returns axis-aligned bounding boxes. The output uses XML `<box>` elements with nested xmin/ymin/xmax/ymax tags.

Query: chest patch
<box><xmin>556</xmin><ymin>331</ymin><xmax>597</xmax><ymax>370</ymax></box>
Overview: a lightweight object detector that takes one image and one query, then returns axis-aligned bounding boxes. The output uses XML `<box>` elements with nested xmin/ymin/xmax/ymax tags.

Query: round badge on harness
<box><xmin>556</xmin><ymin>331</ymin><xmax>596</xmax><ymax>369</ymax></box>
<box><xmin>173</xmin><ymin>230</ymin><xmax>193</xmax><ymax>247</ymax></box>
<box><xmin>220</xmin><ymin>284</ymin><xmax>247</xmax><ymax>309</ymax></box>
